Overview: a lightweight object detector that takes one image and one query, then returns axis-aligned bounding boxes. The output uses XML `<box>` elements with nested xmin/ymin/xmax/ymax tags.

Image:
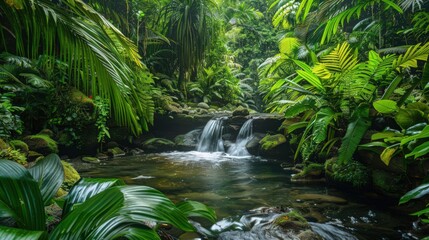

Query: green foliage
<box><xmin>326</xmin><ymin>159</ymin><xmax>370</xmax><ymax>188</ymax></box>
<box><xmin>93</xmin><ymin>96</ymin><xmax>111</xmax><ymax>144</ymax></box>
<box><xmin>0</xmin><ymin>154</ymin><xmax>217</xmax><ymax>239</ymax></box>
<box><xmin>0</xmin><ymin>95</ymin><xmax>23</xmax><ymax>139</ymax></box>
<box><xmin>0</xmin><ymin>0</ymin><xmax>154</xmax><ymax>135</ymax></box>
<box><xmin>0</xmin><ymin>147</ymin><xmax>27</xmax><ymax>165</ymax></box>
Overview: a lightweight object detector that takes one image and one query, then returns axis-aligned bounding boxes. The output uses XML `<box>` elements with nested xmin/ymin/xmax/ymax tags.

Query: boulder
<box><xmin>82</xmin><ymin>156</ymin><xmax>101</xmax><ymax>164</ymax></box>
<box><xmin>9</xmin><ymin>140</ymin><xmax>29</xmax><ymax>155</ymax></box>
<box><xmin>372</xmin><ymin>169</ymin><xmax>409</xmax><ymax>198</ymax></box>
<box><xmin>61</xmin><ymin>160</ymin><xmax>81</xmax><ymax>191</ymax></box>
<box><xmin>174</xmin><ymin>129</ymin><xmax>201</xmax><ymax>151</ymax></box>
<box><xmin>107</xmin><ymin>147</ymin><xmax>126</xmax><ymax>157</ymax></box>
<box><xmin>197</xmin><ymin>102</ymin><xmax>210</xmax><ymax>109</ymax></box>
<box><xmin>232</xmin><ymin>106</ymin><xmax>250</xmax><ymax>117</ymax></box>
<box><xmin>24</xmin><ymin>134</ymin><xmax>58</xmax><ymax>155</ymax></box>
<box><xmin>246</xmin><ymin>133</ymin><xmax>265</xmax><ymax>156</ymax></box>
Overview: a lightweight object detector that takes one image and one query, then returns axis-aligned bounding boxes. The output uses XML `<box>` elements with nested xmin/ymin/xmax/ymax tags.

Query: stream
<box><xmin>74</xmin><ymin>151</ymin><xmax>419</xmax><ymax>240</ymax></box>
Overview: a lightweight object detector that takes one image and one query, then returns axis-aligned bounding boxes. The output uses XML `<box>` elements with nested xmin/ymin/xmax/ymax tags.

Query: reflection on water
<box><xmin>75</xmin><ymin>151</ymin><xmax>417</xmax><ymax>239</ymax></box>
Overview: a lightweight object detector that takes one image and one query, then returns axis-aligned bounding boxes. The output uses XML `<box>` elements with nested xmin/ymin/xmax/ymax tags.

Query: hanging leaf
<box><xmin>28</xmin><ymin>154</ymin><xmax>64</xmax><ymax>206</ymax></box>
<box><xmin>312</xmin><ymin>107</ymin><xmax>335</xmax><ymax>144</ymax></box>
<box><xmin>373</xmin><ymin>100</ymin><xmax>398</xmax><ymax>114</ymax></box>
<box><xmin>380</xmin><ymin>146</ymin><xmax>399</xmax><ymax>166</ymax></box>
<box><xmin>338</xmin><ymin>105</ymin><xmax>371</xmax><ymax>164</ymax></box>
<box><xmin>395</xmin><ymin>108</ymin><xmax>426</xmax><ymax>129</ymax></box>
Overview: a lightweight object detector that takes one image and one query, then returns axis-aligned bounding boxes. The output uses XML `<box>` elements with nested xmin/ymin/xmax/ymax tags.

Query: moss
<box><xmin>274</xmin><ymin>211</ymin><xmax>309</xmax><ymax>230</ymax></box>
<box><xmin>61</xmin><ymin>160</ymin><xmax>80</xmax><ymax>191</ymax></box>
<box><xmin>82</xmin><ymin>156</ymin><xmax>100</xmax><ymax>163</ymax></box>
<box><xmin>9</xmin><ymin>140</ymin><xmax>29</xmax><ymax>154</ymax></box>
<box><xmin>259</xmin><ymin>134</ymin><xmax>286</xmax><ymax>151</ymax></box>
<box><xmin>372</xmin><ymin>169</ymin><xmax>407</xmax><ymax>196</ymax></box>
<box><xmin>0</xmin><ymin>138</ymin><xmax>9</xmax><ymax>150</ymax></box>
<box><xmin>0</xmin><ymin>147</ymin><xmax>27</xmax><ymax>165</ymax></box>
<box><xmin>107</xmin><ymin>147</ymin><xmax>126</xmax><ymax>157</ymax></box>
<box><xmin>292</xmin><ymin>163</ymin><xmax>324</xmax><ymax>179</ymax></box>
<box><xmin>326</xmin><ymin>159</ymin><xmax>370</xmax><ymax>188</ymax></box>
<box><xmin>24</xmin><ymin>134</ymin><xmax>58</xmax><ymax>155</ymax></box>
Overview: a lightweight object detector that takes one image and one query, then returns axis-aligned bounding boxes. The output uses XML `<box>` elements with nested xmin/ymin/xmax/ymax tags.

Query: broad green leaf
<box><xmin>51</xmin><ymin>186</ymin><xmax>196</xmax><ymax>239</ymax></box>
<box><xmin>63</xmin><ymin>178</ymin><xmax>125</xmax><ymax>217</ymax></box>
<box><xmin>373</xmin><ymin>100</ymin><xmax>398</xmax><ymax>114</ymax></box>
<box><xmin>401</xmin><ymin>125</ymin><xmax>429</xmax><ymax>146</ymax></box>
<box><xmin>380</xmin><ymin>147</ymin><xmax>398</xmax><ymax>166</ymax></box>
<box><xmin>285</xmin><ymin>121</ymin><xmax>309</xmax><ymax>134</ymax></box>
<box><xmin>405</xmin><ymin>141</ymin><xmax>429</xmax><ymax>159</ymax></box>
<box><xmin>0</xmin><ymin>160</ymin><xmax>45</xmax><ymax>230</ymax></box>
<box><xmin>284</xmin><ymin>97</ymin><xmax>316</xmax><ymax>118</ymax></box>
<box><xmin>0</xmin><ymin>226</ymin><xmax>46</xmax><ymax>240</ymax></box>
<box><xmin>371</xmin><ymin>131</ymin><xmax>402</xmax><ymax>141</ymax></box>
<box><xmin>338</xmin><ymin>105</ymin><xmax>371</xmax><ymax>164</ymax></box>
<box><xmin>400</xmin><ymin>183</ymin><xmax>429</xmax><ymax>204</ymax></box>
<box><xmin>28</xmin><ymin>154</ymin><xmax>64</xmax><ymax>205</ymax></box>
<box><xmin>176</xmin><ymin>200</ymin><xmax>217</xmax><ymax>223</ymax></box>
<box><xmin>312</xmin><ymin>108</ymin><xmax>335</xmax><ymax>144</ymax></box>
<box><xmin>395</xmin><ymin>108</ymin><xmax>426</xmax><ymax>129</ymax></box>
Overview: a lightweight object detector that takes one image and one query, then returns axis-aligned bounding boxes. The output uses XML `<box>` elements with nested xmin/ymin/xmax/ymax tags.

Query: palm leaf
<box><xmin>50</xmin><ymin>186</ymin><xmax>196</xmax><ymax>239</ymax></box>
<box><xmin>338</xmin><ymin>105</ymin><xmax>371</xmax><ymax>164</ymax></box>
<box><xmin>0</xmin><ymin>160</ymin><xmax>45</xmax><ymax>230</ymax></box>
<box><xmin>393</xmin><ymin>42</ymin><xmax>429</xmax><ymax>70</ymax></box>
<box><xmin>28</xmin><ymin>154</ymin><xmax>64</xmax><ymax>206</ymax></box>
<box><xmin>284</xmin><ymin>96</ymin><xmax>317</xmax><ymax>118</ymax></box>
<box><xmin>0</xmin><ymin>226</ymin><xmax>47</xmax><ymax>240</ymax></box>
<box><xmin>62</xmin><ymin>178</ymin><xmax>125</xmax><ymax>217</ymax></box>
<box><xmin>176</xmin><ymin>200</ymin><xmax>217</xmax><ymax>223</ymax></box>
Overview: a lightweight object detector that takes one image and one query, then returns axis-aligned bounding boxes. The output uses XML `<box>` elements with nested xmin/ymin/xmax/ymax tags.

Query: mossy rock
<box><xmin>61</xmin><ymin>160</ymin><xmax>80</xmax><ymax>191</ymax></box>
<box><xmin>9</xmin><ymin>140</ymin><xmax>29</xmax><ymax>155</ymax></box>
<box><xmin>259</xmin><ymin>134</ymin><xmax>286</xmax><ymax>151</ymax></box>
<box><xmin>292</xmin><ymin>163</ymin><xmax>324</xmax><ymax>180</ymax></box>
<box><xmin>232</xmin><ymin>106</ymin><xmax>250</xmax><ymax>117</ymax></box>
<box><xmin>372</xmin><ymin>169</ymin><xmax>408</xmax><ymax>198</ymax></box>
<box><xmin>38</xmin><ymin>129</ymin><xmax>54</xmax><ymax>138</ymax></box>
<box><xmin>24</xmin><ymin>134</ymin><xmax>58</xmax><ymax>155</ymax></box>
<box><xmin>107</xmin><ymin>147</ymin><xmax>126</xmax><ymax>157</ymax></box>
<box><xmin>274</xmin><ymin>211</ymin><xmax>310</xmax><ymax>231</ymax></box>
<box><xmin>325</xmin><ymin>159</ymin><xmax>370</xmax><ymax>189</ymax></box>
<box><xmin>82</xmin><ymin>156</ymin><xmax>101</xmax><ymax>163</ymax></box>
<box><xmin>141</xmin><ymin>138</ymin><xmax>176</xmax><ymax>152</ymax></box>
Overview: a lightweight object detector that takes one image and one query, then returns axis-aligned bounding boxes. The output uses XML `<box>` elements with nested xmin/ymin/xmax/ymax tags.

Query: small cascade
<box><xmin>228</xmin><ymin>119</ymin><xmax>253</xmax><ymax>156</ymax></box>
<box><xmin>197</xmin><ymin>118</ymin><xmax>225</xmax><ymax>152</ymax></box>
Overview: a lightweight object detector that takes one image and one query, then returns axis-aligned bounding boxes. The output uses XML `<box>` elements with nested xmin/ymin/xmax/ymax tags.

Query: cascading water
<box><xmin>197</xmin><ymin>118</ymin><xmax>225</xmax><ymax>152</ymax></box>
<box><xmin>228</xmin><ymin>119</ymin><xmax>253</xmax><ymax>156</ymax></box>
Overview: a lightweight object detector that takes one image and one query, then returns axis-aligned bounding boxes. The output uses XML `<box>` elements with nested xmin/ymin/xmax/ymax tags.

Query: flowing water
<box><xmin>75</xmin><ymin>152</ymin><xmax>418</xmax><ymax>240</ymax></box>
<box><xmin>227</xmin><ymin>119</ymin><xmax>253</xmax><ymax>156</ymax></box>
<box><xmin>197</xmin><ymin>118</ymin><xmax>225</xmax><ymax>152</ymax></box>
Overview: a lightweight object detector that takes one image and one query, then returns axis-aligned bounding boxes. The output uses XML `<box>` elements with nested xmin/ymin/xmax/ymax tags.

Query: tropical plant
<box><xmin>400</xmin><ymin>182</ymin><xmax>429</xmax><ymax>240</ymax></box>
<box><xmin>0</xmin><ymin>0</ymin><xmax>154</xmax><ymax>135</ymax></box>
<box><xmin>162</xmin><ymin>0</ymin><xmax>217</xmax><ymax>95</ymax></box>
<box><xmin>93</xmin><ymin>96</ymin><xmax>111</xmax><ymax>146</ymax></box>
<box><xmin>0</xmin><ymin>154</ymin><xmax>217</xmax><ymax>239</ymax></box>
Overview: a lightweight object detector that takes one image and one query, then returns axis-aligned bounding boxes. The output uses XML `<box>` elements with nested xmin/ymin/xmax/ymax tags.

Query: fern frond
<box><xmin>393</xmin><ymin>42</ymin><xmax>429</xmax><ymax>70</ymax></box>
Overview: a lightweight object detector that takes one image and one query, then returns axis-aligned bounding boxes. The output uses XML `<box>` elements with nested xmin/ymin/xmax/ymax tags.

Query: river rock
<box><xmin>107</xmin><ymin>147</ymin><xmax>126</xmax><ymax>157</ymax></box>
<box><xmin>197</xmin><ymin>102</ymin><xmax>210</xmax><ymax>109</ymax></box>
<box><xmin>232</xmin><ymin>106</ymin><xmax>250</xmax><ymax>116</ymax></box>
<box><xmin>82</xmin><ymin>156</ymin><xmax>100</xmax><ymax>163</ymax></box>
<box><xmin>24</xmin><ymin>133</ymin><xmax>59</xmax><ymax>155</ymax></box>
<box><xmin>294</xmin><ymin>194</ymin><xmax>348</xmax><ymax>204</ymax></box>
<box><xmin>174</xmin><ymin>129</ymin><xmax>201</xmax><ymax>151</ymax></box>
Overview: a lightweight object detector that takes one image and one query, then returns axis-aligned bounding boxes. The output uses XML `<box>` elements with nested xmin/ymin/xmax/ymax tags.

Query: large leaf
<box><xmin>62</xmin><ymin>178</ymin><xmax>125</xmax><ymax>217</ymax></box>
<box><xmin>395</xmin><ymin>108</ymin><xmax>426</xmax><ymax>129</ymax></box>
<box><xmin>338</xmin><ymin>105</ymin><xmax>371</xmax><ymax>164</ymax></box>
<box><xmin>405</xmin><ymin>141</ymin><xmax>429</xmax><ymax>159</ymax></box>
<box><xmin>401</xmin><ymin>125</ymin><xmax>429</xmax><ymax>146</ymax></box>
<box><xmin>312</xmin><ymin>107</ymin><xmax>335</xmax><ymax>144</ymax></box>
<box><xmin>50</xmin><ymin>186</ymin><xmax>196</xmax><ymax>239</ymax></box>
<box><xmin>0</xmin><ymin>160</ymin><xmax>45</xmax><ymax>230</ymax></box>
<box><xmin>373</xmin><ymin>100</ymin><xmax>398</xmax><ymax>114</ymax></box>
<box><xmin>28</xmin><ymin>154</ymin><xmax>64</xmax><ymax>205</ymax></box>
<box><xmin>176</xmin><ymin>200</ymin><xmax>217</xmax><ymax>223</ymax></box>
<box><xmin>0</xmin><ymin>226</ymin><xmax>46</xmax><ymax>240</ymax></box>
<box><xmin>400</xmin><ymin>183</ymin><xmax>429</xmax><ymax>204</ymax></box>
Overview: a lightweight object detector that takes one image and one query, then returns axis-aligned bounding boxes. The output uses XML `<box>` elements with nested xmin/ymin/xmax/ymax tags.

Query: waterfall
<box><xmin>228</xmin><ymin>119</ymin><xmax>253</xmax><ymax>156</ymax></box>
<box><xmin>197</xmin><ymin>118</ymin><xmax>225</xmax><ymax>152</ymax></box>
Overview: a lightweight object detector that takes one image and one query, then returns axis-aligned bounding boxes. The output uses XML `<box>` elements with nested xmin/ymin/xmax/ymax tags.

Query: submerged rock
<box><xmin>294</xmin><ymin>194</ymin><xmax>348</xmax><ymax>205</ymax></box>
<box><xmin>141</xmin><ymin>138</ymin><xmax>176</xmax><ymax>153</ymax></box>
<box><xmin>82</xmin><ymin>156</ymin><xmax>100</xmax><ymax>163</ymax></box>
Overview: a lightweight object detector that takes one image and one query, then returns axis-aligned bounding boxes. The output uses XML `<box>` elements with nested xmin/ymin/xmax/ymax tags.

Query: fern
<box><xmin>312</xmin><ymin>107</ymin><xmax>335</xmax><ymax>144</ymax></box>
<box><xmin>393</xmin><ymin>42</ymin><xmax>429</xmax><ymax>70</ymax></box>
<box><xmin>284</xmin><ymin>96</ymin><xmax>317</xmax><ymax>118</ymax></box>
